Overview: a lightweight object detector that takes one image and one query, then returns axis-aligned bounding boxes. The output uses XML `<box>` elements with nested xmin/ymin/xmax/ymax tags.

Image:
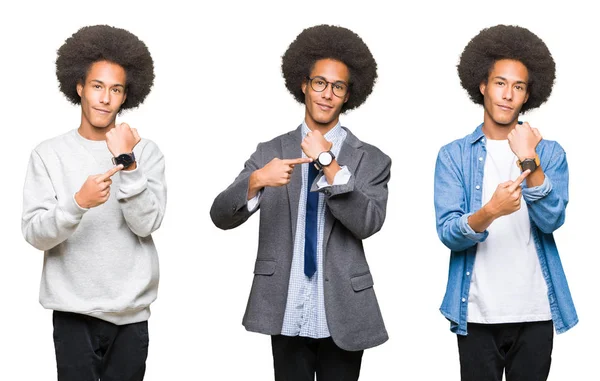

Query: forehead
<box><xmin>489</xmin><ymin>59</ymin><xmax>529</xmax><ymax>82</ymax></box>
<box><xmin>85</xmin><ymin>60</ymin><xmax>126</xmax><ymax>85</ymax></box>
<box><xmin>310</xmin><ymin>58</ymin><xmax>350</xmax><ymax>82</ymax></box>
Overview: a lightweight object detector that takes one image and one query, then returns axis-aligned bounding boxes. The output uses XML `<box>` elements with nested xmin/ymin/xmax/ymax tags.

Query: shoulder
<box><xmin>343</xmin><ymin>127</ymin><xmax>390</xmax><ymax>164</ymax></box>
<box><xmin>31</xmin><ymin>130</ymin><xmax>77</xmax><ymax>158</ymax></box>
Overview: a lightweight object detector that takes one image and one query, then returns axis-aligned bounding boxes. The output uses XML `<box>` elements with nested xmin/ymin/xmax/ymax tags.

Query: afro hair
<box><xmin>281</xmin><ymin>24</ymin><xmax>377</xmax><ymax>113</ymax></box>
<box><xmin>56</xmin><ymin>25</ymin><xmax>154</xmax><ymax>111</ymax></box>
<box><xmin>457</xmin><ymin>24</ymin><xmax>555</xmax><ymax>113</ymax></box>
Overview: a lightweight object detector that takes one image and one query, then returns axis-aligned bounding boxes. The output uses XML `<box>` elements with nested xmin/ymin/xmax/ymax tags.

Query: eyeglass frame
<box><xmin>305</xmin><ymin>76</ymin><xmax>350</xmax><ymax>98</ymax></box>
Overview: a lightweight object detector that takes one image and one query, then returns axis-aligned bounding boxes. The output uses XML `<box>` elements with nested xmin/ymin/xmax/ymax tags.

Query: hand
<box><xmin>256</xmin><ymin>157</ymin><xmax>312</xmax><ymax>188</ymax></box>
<box><xmin>508</xmin><ymin>122</ymin><xmax>542</xmax><ymax>161</ymax></box>
<box><xmin>486</xmin><ymin>170</ymin><xmax>531</xmax><ymax>218</ymax></box>
<box><xmin>301</xmin><ymin>130</ymin><xmax>332</xmax><ymax>160</ymax></box>
<box><xmin>74</xmin><ymin>165</ymin><xmax>123</xmax><ymax>208</ymax></box>
<box><xmin>105</xmin><ymin>122</ymin><xmax>141</xmax><ymax>157</ymax></box>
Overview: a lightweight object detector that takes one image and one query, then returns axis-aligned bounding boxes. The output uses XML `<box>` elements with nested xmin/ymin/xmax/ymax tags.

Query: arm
<box><xmin>522</xmin><ymin>145</ymin><xmax>568</xmax><ymax>233</ymax></box>
<box><xmin>22</xmin><ymin>150</ymin><xmax>88</xmax><ymax>251</ymax></box>
<box><xmin>210</xmin><ymin>143</ymin><xmax>310</xmax><ymax>230</ymax></box>
<box><xmin>508</xmin><ymin>122</ymin><xmax>567</xmax><ymax>233</ymax></box>
<box><xmin>319</xmin><ymin>150</ymin><xmax>391</xmax><ymax>240</ymax></box>
<box><xmin>116</xmin><ymin>140</ymin><xmax>167</xmax><ymax>237</ymax></box>
<box><xmin>210</xmin><ymin>146</ymin><xmax>263</xmax><ymax>230</ymax></box>
<box><xmin>434</xmin><ymin>146</ymin><xmax>488</xmax><ymax>252</ymax></box>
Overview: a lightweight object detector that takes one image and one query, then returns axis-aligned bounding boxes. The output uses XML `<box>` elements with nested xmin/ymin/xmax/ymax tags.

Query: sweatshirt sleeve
<box><xmin>115</xmin><ymin>140</ymin><xmax>167</xmax><ymax>237</ymax></box>
<box><xmin>22</xmin><ymin>150</ymin><xmax>88</xmax><ymax>251</ymax></box>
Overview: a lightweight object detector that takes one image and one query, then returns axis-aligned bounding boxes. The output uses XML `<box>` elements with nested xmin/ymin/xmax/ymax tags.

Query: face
<box><xmin>480</xmin><ymin>59</ymin><xmax>530</xmax><ymax>127</ymax></box>
<box><xmin>302</xmin><ymin>58</ymin><xmax>350</xmax><ymax>131</ymax></box>
<box><xmin>77</xmin><ymin>60</ymin><xmax>127</xmax><ymax>131</ymax></box>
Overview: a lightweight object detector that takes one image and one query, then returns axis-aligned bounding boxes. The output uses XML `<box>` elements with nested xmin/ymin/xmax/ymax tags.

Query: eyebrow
<box><xmin>90</xmin><ymin>79</ymin><xmax>125</xmax><ymax>88</ymax></box>
<box><xmin>493</xmin><ymin>76</ymin><xmax>528</xmax><ymax>85</ymax></box>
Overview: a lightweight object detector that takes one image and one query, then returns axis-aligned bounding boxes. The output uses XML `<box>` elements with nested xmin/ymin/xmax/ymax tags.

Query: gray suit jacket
<box><xmin>210</xmin><ymin>126</ymin><xmax>391</xmax><ymax>351</ymax></box>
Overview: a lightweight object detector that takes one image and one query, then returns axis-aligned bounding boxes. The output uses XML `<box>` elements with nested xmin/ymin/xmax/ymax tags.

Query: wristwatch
<box><xmin>516</xmin><ymin>154</ymin><xmax>540</xmax><ymax>172</ymax></box>
<box><xmin>112</xmin><ymin>152</ymin><xmax>136</xmax><ymax>169</ymax></box>
<box><xmin>314</xmin><ymin>151</ymin><xmax>335</xmax><ymax>170</ymax></box>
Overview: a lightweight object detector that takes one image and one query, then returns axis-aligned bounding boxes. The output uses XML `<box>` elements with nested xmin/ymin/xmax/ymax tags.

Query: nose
<box><xmin>321</xmin><ymin>83</ymin><xmax>333</xmax><ymax>99</ymax></box>
<box><xmin>502</xmin><ymin>86</ymin><xmax>513</xmax><ymax>101</ymax></box>
<box><xmin>100</xmin><ymin>88</ymin><xmax>111</xmax><ymax>104</ymax></box>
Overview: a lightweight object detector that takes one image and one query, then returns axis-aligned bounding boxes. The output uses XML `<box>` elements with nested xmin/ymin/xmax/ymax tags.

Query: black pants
<box><xmin>53</xmin><ymin>311</ymin><xmax>149</xmax><ymax>381</ymax></box>
<box><xmin>271</xmin><ymin>335</ymin><xmax>363</xmax><ymax>381</ymax></box>
<box><xmin>457</xmin><ymin>321</ymin><xmax>554</xmax><ymax>381</ymax></box>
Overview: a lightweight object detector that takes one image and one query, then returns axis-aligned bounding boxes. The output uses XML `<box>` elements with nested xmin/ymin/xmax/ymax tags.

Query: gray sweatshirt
<box><xmin>22</xmin><ymin>129</ymin><xmax>167</xmax><ymax>325</ymax></box>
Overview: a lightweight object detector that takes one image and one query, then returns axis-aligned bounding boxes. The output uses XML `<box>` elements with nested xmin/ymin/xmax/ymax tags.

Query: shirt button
<box><xmin>324</xmin><ymin>190</ymin><xmax>331</xmax><ymax>196</ymax></box>
<box><xmin>478</xmin><ymin>157</ymin><xmax>483</xmax><ymax>161</ymax></box>
<box><xmin>325</xmin><ymin>278</ymin><xmax>329</xmax><ymax>282</ymax></box>
<box><xmin>461</xmin><ymin>298</ymin><xmax>466</xmax><ymax>303</ymax></box>
<box><xmin>466</xmin><ymin>272</ymin><xmax>470</xmax><ymax>276</ymax></box>
<box><xmin>475</xmin><ymin>185</ymin><xmax>481</xmax><ymax>190</ymax></box>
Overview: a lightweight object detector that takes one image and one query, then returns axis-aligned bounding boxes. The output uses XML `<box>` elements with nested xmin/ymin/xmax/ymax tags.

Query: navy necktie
<box><xmin>304</xmin><ymin>163</ymin><xmax>319</xmax><ymax>278</ymax></box>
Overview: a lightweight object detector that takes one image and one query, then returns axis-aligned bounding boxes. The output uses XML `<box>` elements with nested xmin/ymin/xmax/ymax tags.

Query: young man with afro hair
<box><xmin>211</xmin><ymin>24</ymin><xmax>390</xmax><ymax>381</ymax></box>
<box><xmin>434</xmin><ymin>24</ymin><xmax>578</xmax><ymax>381</ymax></box>
<box><xmin>22</xmin><ymin>25</ymin><xmax>166</xmax><ymax>381</ymax></box>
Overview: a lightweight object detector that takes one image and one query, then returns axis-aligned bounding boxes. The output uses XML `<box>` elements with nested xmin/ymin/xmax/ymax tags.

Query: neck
<box><xmin>78</xmin><ymin>120</ymin><xmax>114</xmax><ymax>141</ymax></box>
<box><xmin>482</xmin><ymin>111</ymin><xmax>518</xmax><ymax>140</ymax></box>
<box><xmin>304</xmin><ymin>117</ymin><xmax>339</xmax><ymax>135</ymax></box>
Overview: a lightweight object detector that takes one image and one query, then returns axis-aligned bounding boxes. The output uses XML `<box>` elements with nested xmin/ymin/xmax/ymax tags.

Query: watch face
<box><xmin>520</xmin><ymin>159</ymin><xmax>537</xmax><ymax>172</ymax></box>
<box><xmin>116</xmin><ymin>153</ymin><xmax>134</xmax><ymax>167</ymax></box>
<box><xmin>318</xmin><ymin>152</ymin><xmax>333</xmax><ymax>166</ymax></box>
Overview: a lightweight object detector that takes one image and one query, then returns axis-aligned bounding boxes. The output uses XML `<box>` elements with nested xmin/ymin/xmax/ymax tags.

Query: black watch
<box><xmin>112</xmin><ymin>152</ymin><xmax>136</xmax><ymax>169</ymax></box>
<box><xmin>314</xmin><ymin>150</ymin><xmax>335</xmax><ymax>170</ymax></box>
<box><xmin>517</xmin><ymin>155</ymin><xmax>540</xmax><ymax>173</ymax></box>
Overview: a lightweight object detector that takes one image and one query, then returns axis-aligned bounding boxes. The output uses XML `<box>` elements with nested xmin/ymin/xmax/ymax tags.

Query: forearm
<box><xmin>247</xmin><ymin>170</ymin><xmax>264</xmax><ymax>200</ymax></box>
<box><xmin>326</xmin><ymin>186</ymin><xmax>387</xmax><ymax>239</ymax></box>
<box><xmin>467</xmin><ymin>203</ymin><xmax>497</xmax><ymax>233</ymax></box>
<box><xmin>22</xmin><ymin>195</ymin><xmax>86</xmax><ymax>251</ymax></box>
<box><xmin>116</xmin><ymin>150</ymin><xmax>167</xmax><ymax>237</ymax></box>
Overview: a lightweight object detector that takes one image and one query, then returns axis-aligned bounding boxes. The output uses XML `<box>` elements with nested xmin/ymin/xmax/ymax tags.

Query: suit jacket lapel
<box><xmin>283</xmin><ymin>126</ymin><xmax>303</xmax><ymax>237</ymax></box>
<box><xmin>322</xmin><ymin>128</ymin><xmax>364</xmax><ymax>254</ymax></box>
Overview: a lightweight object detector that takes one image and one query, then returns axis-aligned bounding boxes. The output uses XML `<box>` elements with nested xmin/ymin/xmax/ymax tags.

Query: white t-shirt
<box><xmin>467</xmin><ymin>138</ymin><xmax>551</xmax><ymax>323</ymax></box>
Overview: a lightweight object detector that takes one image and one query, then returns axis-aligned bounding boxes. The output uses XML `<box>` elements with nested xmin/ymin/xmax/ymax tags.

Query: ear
<box><xmin>301</xmin><ymin>79</ymin><xmax>307</xmax><ymax>95</ymax></box>
<box><xmin>524</xmin><ymin>90</ymin><xmax>529</xmax><ymax>104</ymax></box>
<box><xmin>121</xmin><ymin>90</ymin><xmax>127</xmax><ymax>105</ymax></box>
<box><xmin>343</xmin><ymin>91</ymin><xmax>350</xmax><ymax>104</ymax></box>
<box><xmin>76</xmin><ymin>82</ymin><xmax>83</xmax><ymax>98</ymax></box>
<box><xmin>479</xmin><ymin>81</ymin><xmax>486</xmax><ymax>96</ymax></box>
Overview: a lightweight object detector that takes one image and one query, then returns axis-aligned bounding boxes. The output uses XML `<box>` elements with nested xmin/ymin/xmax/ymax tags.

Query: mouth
<box><xmin>496</xmin><ymin>104</ymin><xmax>513</xmax><ymax>112</ymax></box>
<box><xmin>93</xmin><ymin>107</ymin><xmax>111</xmax><ymax>114</ymax></box>
<box><xmin>316</xmin><ymin>102</ymin><xmax>333</xmax><ymax>111</ymax></box>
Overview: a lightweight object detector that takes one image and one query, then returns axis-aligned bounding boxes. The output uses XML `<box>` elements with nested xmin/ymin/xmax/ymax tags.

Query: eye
<box><xmin>94</xmin><ymin>84</ymin><xmax>102</xmax><ymax>89</ymax></box>
<box><xmin>315</xmin><ymin>79</ymin><xmax>325</xmax><ymax>86</ymax></box>
<box><xmin>334</xmin><ymin>83</ymin><xmax>346</xmax><ymax>91</ymax></box>
<box><xmin>515</xmin><ymin>85</ymin><xmax>525</xmax><ymax>91</ymax></box>
<box><xmin>495</xmin><ymin>81</ymin><xmax>505</xmax><ymax>86</ymax></box>
<box><xmin>112</xmin><ymin>88</ymin><xmax>121</xmax><ymax>93</ymax></box>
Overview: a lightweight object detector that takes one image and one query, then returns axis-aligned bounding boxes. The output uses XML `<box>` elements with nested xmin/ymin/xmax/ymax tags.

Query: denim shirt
<box><xmin>434</xmin><ymin>124</ymin><xmax>578</xmax><ymax>335</ymax></box>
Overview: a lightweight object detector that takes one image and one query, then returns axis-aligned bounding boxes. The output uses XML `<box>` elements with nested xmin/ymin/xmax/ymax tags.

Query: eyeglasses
<box><xmin>306</xmin><ymin>76</ymin><xmax>349</xmax><ymax>98</ymax></box>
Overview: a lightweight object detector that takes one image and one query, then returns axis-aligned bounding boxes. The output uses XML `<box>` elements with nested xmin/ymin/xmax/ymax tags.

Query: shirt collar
<box><xmin>301</xmin><ymin>120</ymin><xmax>342</xmax><ymax>141</ymax></box>
<box><xmin>469</xmin><ymin>123</ymin><xmax>486</xmax><ymax>144</ymax></box>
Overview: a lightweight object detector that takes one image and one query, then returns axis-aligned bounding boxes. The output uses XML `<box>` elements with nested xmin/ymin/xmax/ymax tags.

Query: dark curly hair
<box><xmin>457</xmin><ymin>24</ymin><xmax>555</xmax><ymax>112</ymax></box>
<box><xmin>56</xmin><ymin>25</ymin><xmax>154</xmax><ymax>111</ymax></box>
<box><xmin>281</xmin><ymin>24</ymin><xmax>377</xmax><ymax>113</ymax></box>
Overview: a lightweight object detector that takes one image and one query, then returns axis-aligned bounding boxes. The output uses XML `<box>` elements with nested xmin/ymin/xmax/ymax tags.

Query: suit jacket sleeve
<box><xmin>210</xmin><ymin>143</ymin><xmax>263</xmax><ymax>230</ymax></box>
<box><xmin>315</xmin><ymin>148</ymin><xmax>391</xmax><ymax>240</ymax></box>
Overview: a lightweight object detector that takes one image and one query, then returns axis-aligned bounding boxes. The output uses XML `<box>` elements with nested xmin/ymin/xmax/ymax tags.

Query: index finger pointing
<box><xmin>283</xmin><ymin>157</ymin><xmax>313</xmax><ymax>165</ymax></box>
<box><xmin>98</xmin><ymin>165</ymin><xmax>124</xmax><ymax>181</ymax></box>
<box><xmin>508</xmin><ymin>169</ymin><xmax>531</xmax><ymax>192</ymax></box>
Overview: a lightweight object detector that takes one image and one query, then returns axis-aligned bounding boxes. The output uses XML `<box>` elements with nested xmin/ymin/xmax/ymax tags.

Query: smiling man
<box><xmin>210</xmin><ymin>25</ymin><xmax>391</xmax><ymax>381</ymax></box>
<box><xmin>22</xmin><ymin>25</ymin><xmax>166</xmax><ymax>381</ymax></box>
<box><xmin>434</xmin><ymin>25</ymin><xmax>577</xmax><ymax>381</ymax></box>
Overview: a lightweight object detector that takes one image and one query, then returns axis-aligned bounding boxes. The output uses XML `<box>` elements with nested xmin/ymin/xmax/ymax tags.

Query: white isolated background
<box><xmin>0</xmin><ymin>0</ymin><xmax>597</xmax><ymax>380</ymax></box>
